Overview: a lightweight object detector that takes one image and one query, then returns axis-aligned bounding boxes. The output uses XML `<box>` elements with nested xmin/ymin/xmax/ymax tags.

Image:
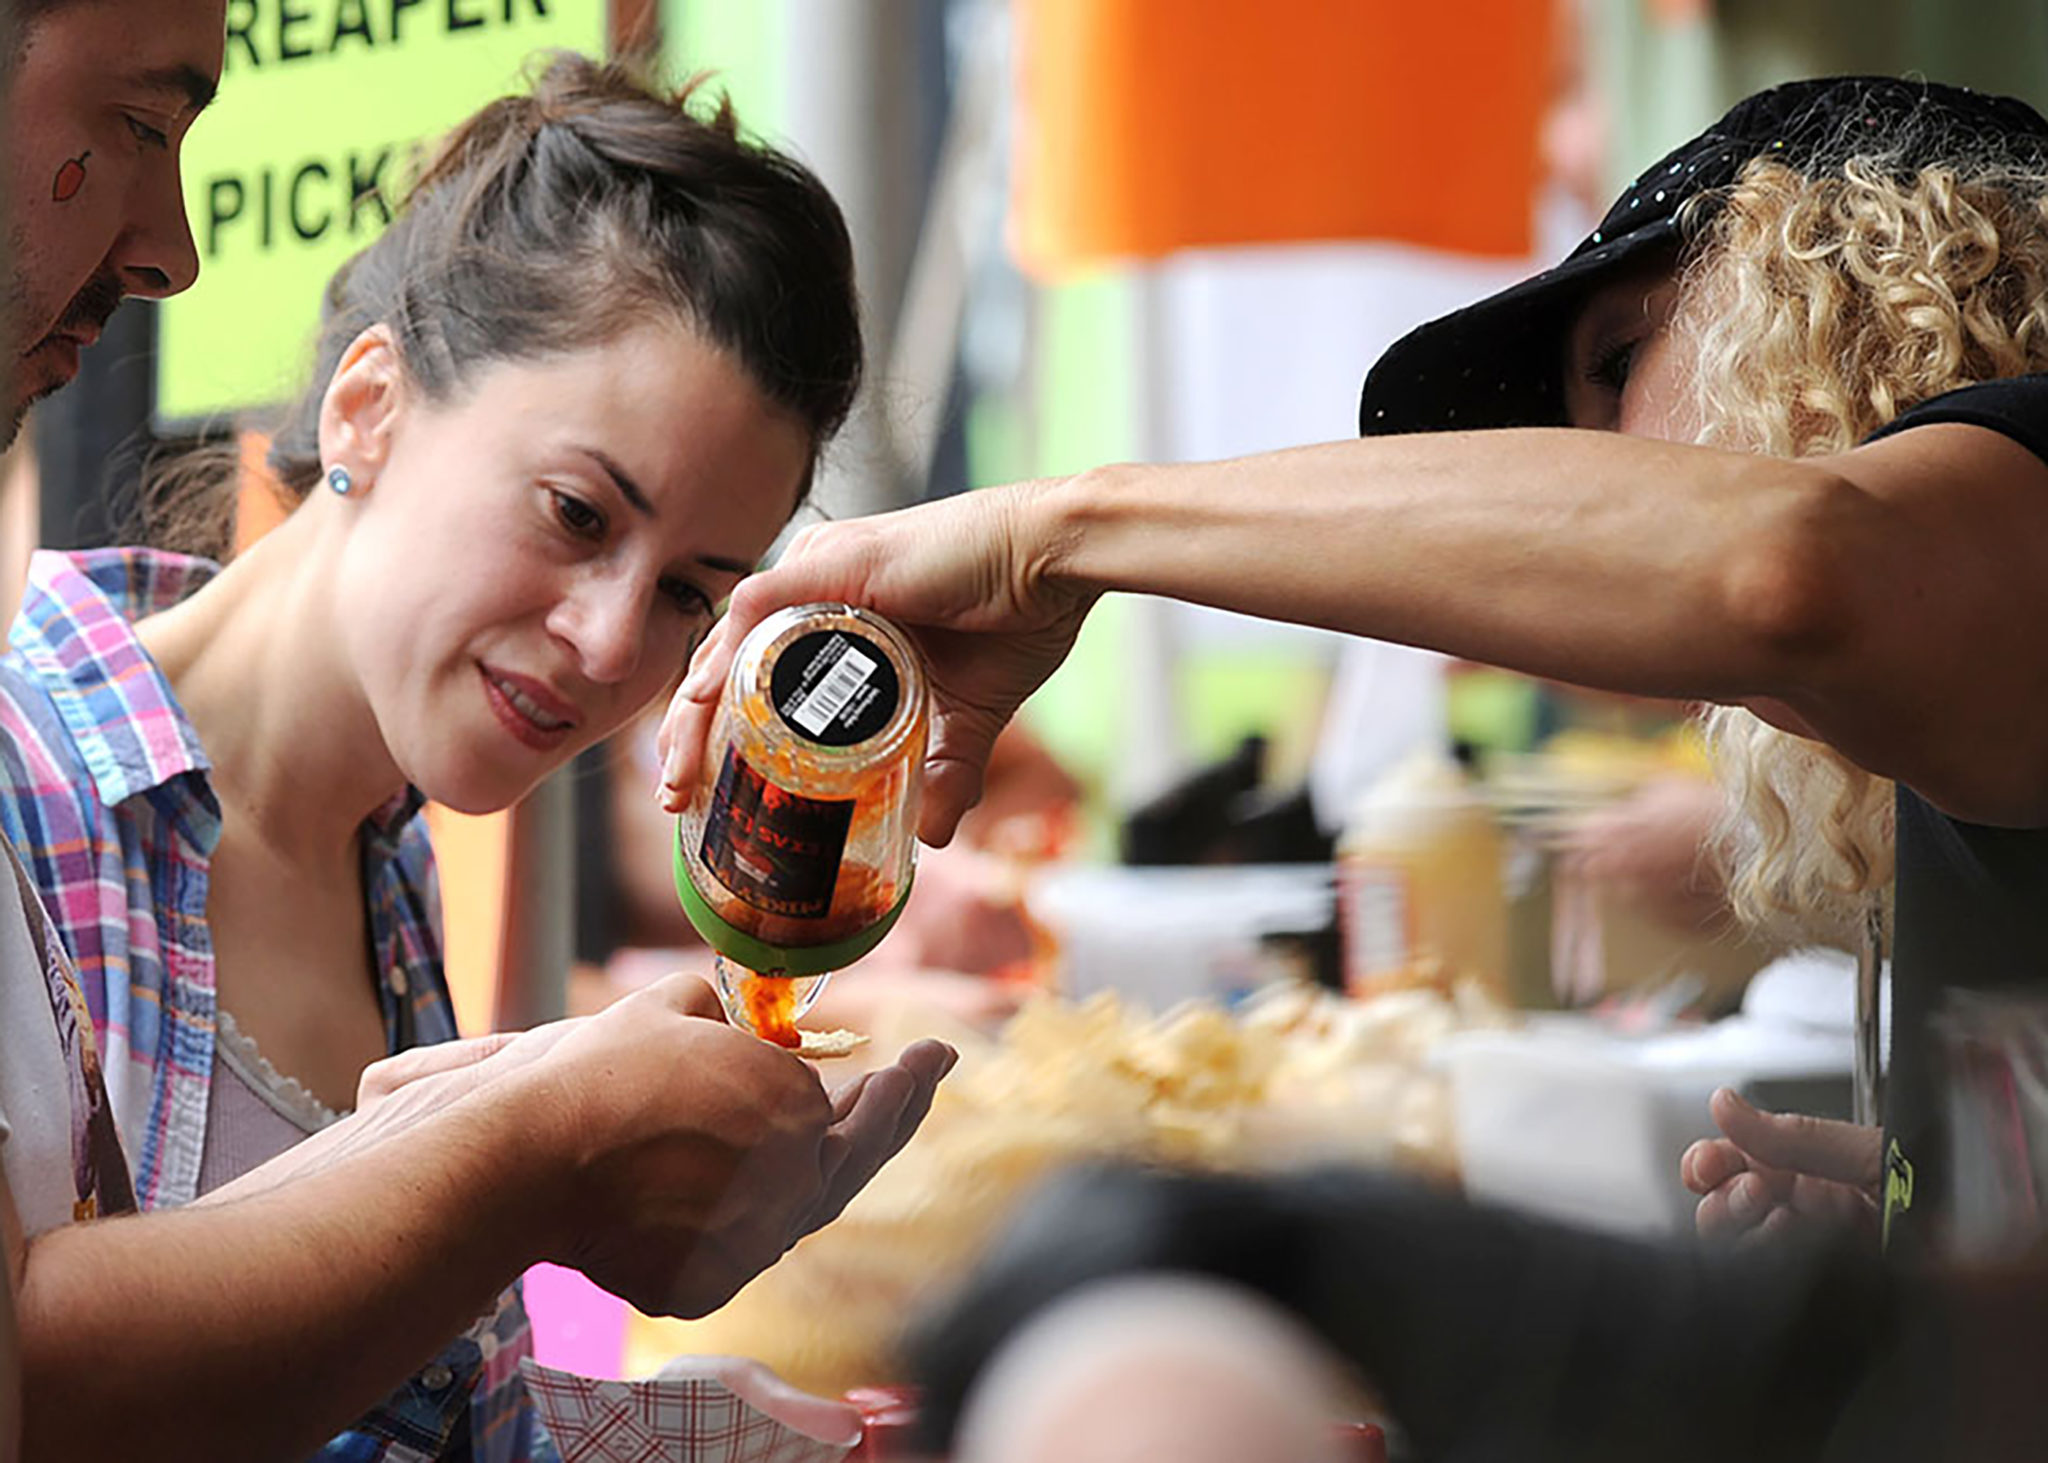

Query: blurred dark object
<box><xmin>1221</xmin><ymin>784</ymin><xmax>1335</xmax><ymax>865</ymax></box>
<box><xmin>1121</xmin><ymin>734</ymin><xmax>1263</xmax><ymax>864</ymax></box>
<box><xmin>908</xmin><ymin>1163</ymin><xmax>1939</xmax><ymax>1463</ymax></box>
<box><xmin>571</xmin><ymin>741</ymin><xmax>625</xmax><ymax>967</ymax></box>
<box><xmin>1259</xmin><ymin>919</ymin><xmax>1345</xmax><ymax>993</ymax></box>
<box><xmin>1122</xmin><ymin>736</ymin><xmax>1333</xmax><ymax>865</ymax></box>
<box><xmin>35</xmin><ymin>299</ymin><xmax>158</xmax><ymax>550</ymax></box>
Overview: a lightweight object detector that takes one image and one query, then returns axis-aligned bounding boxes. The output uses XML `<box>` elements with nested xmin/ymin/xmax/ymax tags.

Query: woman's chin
<box><xmin>406</xmin><ymin>758</ymin><xmax>553</xmax><ymax>817</ymax></box>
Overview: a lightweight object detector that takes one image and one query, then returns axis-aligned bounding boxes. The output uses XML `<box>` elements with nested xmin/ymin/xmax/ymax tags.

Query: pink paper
<box><xmin>523</xmin><ymin>1263</ymin><xmax>627</xmax><ymax>1379</ymax></box>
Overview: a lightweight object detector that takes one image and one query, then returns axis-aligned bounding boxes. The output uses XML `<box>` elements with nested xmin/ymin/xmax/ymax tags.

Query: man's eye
<box><xmin>124</xmin><ymin>116</ymin><xmax>170</xmax><ymax>150</ymax></box>
<box><xmin>552</xmin><ymin>491</ymin><xmax>604</xmax><ymax>539</ymax></box>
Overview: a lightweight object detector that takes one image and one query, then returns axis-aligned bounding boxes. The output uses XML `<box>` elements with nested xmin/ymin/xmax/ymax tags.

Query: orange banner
<box><xmin>1014</xmin><ymin>0</ymin><xmax>1555</xmax><ymax>275</ymax></box>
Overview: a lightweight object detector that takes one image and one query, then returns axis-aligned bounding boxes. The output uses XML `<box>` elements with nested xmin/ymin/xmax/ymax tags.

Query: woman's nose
<box><xmin>552</xmin><ymin>579</ymin><xmax>646</xmax><ymax>685</ymax></box>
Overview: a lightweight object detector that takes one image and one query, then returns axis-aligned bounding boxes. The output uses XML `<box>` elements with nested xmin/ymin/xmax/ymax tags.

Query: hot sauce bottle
<box><xmin>674</xmin><ymin>604</ymin><xmax>927</xmax><ymax>1047</ymax></box>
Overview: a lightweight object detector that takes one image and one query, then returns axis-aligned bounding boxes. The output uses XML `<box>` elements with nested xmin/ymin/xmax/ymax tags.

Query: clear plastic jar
<box><xmin>674</xmin><ymin>604</ymin><xmax>927</xmax><ymax>1044</ymax></box>
<box><xmin>1336</xmin><ymin>750</ymin><xmax>1506</xmax><ymax>1000</ymax></box>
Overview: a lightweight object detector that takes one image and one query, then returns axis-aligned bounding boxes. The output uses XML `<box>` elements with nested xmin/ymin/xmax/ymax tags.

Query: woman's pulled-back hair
<box><xmin>154</xmin><ymin>51</ymin><xmax>861</xmax><ymax>562</ymax></box>
<box><xmin>1675</xmin><ymin>147</ymin><xmax>2048</xmax><ymax>946</ymax></box>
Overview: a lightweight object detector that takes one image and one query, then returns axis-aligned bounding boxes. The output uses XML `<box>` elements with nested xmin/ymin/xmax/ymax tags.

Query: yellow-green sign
<box><xmin>156</xmin><ymin>0</ymin><xmax>606</xmax><ymax>425</ymax></box>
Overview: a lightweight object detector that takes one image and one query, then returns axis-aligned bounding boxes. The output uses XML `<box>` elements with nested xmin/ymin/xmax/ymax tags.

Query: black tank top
<box><xmin>1866</xmin><ymin>374</ymin><xmax>2048</xmax><ymax>1260</ymax></box>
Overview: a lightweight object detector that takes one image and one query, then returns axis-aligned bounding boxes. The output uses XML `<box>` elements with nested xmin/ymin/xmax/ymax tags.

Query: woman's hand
<box><xmin>522</xmin><ymin>975</ymin><xmax>955</xmax><ymax>1317</ymax></box>
<box><xmin>207</xmin><ymin>974</ymin><xmax>955</xmax><ymax>1318</ymax></box>
<box><xmin>656</xmin><ymin>481</ymin><xmax>1096</xmax><ymax>847</ymax></box>
<box><xmin>1679</xmin><ymin>1087</ymin><xmax>1880</xmax><ymax>1247</ymax></box>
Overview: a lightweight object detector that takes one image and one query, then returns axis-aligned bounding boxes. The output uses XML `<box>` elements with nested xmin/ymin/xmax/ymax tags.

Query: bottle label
<box><xmin>772</xmin><ymin>629</ymin><xmax>900</xmax><ymax>747</ymax></box>
<box><xmin>1339</xmin><ymin>860</ymin><xmax>1412</xmax><ymax>988</ymax></box>
<box><xmin>700</xmin><ymin>746</ymin><xmax>854</xmax><ymax>920</ymax></box>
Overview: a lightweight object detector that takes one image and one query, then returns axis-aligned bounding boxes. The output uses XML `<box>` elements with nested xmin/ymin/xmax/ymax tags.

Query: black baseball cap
<box><xmin>1357</xmin><ymin>76</ymin><xmax>2048</xmax><ymax>437</ymax></box>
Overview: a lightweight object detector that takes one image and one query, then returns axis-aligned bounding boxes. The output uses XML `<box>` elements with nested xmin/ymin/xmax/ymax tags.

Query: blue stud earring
<box><xmin>326</xmin><ymin>465</ymin><xmax>353</xmax><ymax>496</ymax></box>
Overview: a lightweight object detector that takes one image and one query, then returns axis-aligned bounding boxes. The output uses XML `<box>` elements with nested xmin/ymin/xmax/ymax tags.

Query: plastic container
<box><xmin>674</xmin><ymin>604</ymin><xmax>927</xmax><ymax>1043</ymax></box>
<box><xmin>1027</xmin><ymin>864</ymin><xmax>1336</xmax><ymax>1008</ymax></box>
<box><xmin>1336</xmin><ymin>750</ymin><xmax>1506</xmax><ymax>998</ymax></box>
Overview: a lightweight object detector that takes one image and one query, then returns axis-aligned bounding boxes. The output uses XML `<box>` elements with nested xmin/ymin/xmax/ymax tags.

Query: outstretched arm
<box><xmin>663</xmin><ymin>421</ymin><xmax>2048</xmax><ymax>840</ymax></box>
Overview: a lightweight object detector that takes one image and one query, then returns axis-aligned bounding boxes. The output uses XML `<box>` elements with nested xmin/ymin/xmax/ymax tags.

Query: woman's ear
<box><xmin>316</xmin><ymin>326</ymin><xmax>407</xmax><ymax>494</ymax></box>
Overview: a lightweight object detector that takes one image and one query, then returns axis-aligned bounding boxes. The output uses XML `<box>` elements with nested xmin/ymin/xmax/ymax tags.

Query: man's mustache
<box><xmin>42</xmin><ymin>272</ymin><xmax>124</xmax><ymax>347</ymax></box>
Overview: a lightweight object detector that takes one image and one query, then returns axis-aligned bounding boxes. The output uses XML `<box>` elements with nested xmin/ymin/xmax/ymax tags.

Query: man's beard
<box><xmin>1</xmin><ymin>241</ymin><xmax>32</xmax><ymax>452</ymax></box>
<box><xmin>2</xmin><ymin>246</ymin><xmax>123</xmax><ymax>452</ymax></box>
<box><xmin>0</xmin><ymin>378</ymin><xmax>59</xmax><ymax>453</ymax></box>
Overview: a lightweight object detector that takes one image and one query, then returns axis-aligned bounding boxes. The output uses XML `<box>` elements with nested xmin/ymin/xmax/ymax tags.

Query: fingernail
<box><xmin>938</xmin><ymin>1044</ymin><xmax>960</xmax><ymax>1078</ymax></box>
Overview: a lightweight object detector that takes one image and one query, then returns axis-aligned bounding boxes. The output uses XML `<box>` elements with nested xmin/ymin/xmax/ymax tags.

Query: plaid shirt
<box><xmin>0</xmin><ymin>549</ymin><xmax>556</xmax><ymax>1463</ymax></box>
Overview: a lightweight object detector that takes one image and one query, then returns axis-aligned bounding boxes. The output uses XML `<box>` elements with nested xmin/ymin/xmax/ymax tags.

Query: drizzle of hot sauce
<box><xmin>741</xmin><ymin>972</ymin><xmax>805</xmax><ymax>1049</ymax></box>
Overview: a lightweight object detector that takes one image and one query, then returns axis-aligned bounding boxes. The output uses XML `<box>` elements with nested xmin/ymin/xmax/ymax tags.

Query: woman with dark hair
<box><xmin>658</xmin><ymin>75</ymin><xmax>2048</xmax><ymax>1456</ymax></box>
<box><xmin>0</xmin><ymin>50</ymin><xmax>947</xmax><ymax>1462</ymax></box>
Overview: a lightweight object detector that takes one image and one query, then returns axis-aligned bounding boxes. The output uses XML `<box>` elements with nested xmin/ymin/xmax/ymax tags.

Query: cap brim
<box><xmin>1357</xmin><ymin>219</ymin><xmax>1680</xmax><ymax>437</ymax></box>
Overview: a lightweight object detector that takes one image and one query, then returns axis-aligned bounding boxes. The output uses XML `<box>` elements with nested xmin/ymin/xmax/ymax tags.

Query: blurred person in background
<box><xmin>946</xmin><ymin>1270</ymin><xmax>1357</xmax><ymax>1463</ymax></box>
<box><xmin>0</xmin><ymin>11</ymin><xmax>949</xmax><ymax>1459</ymax></box>
<box><xmin>658</xmin><ymin>72</ymin><xmax>2048</xmax><ymax>1452</ymax></box>
<box><xmin>908</xmin><ymin>1163</ymin><xmax>2048</xmax><ymax>1463</ymax></box>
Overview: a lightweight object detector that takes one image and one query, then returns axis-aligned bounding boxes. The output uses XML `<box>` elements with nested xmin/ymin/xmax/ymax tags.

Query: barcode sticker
<box><xmin>791</xmin><ymin>645</ymin><xmax>878</xmax><ymax>736</ymax></box>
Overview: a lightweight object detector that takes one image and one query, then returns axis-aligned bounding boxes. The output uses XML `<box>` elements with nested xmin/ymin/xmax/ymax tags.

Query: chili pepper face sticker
<box><xmin>52</xmin><ymin>151</ymin><xmax>90</xmax><ymax>203</ymax></box>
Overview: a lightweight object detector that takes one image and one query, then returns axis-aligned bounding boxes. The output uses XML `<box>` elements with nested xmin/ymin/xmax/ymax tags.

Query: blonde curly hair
<box><xmin>1673</xmin><ymin>152</ymin><xmax>2048</xmax><ymax>946</ymax></box>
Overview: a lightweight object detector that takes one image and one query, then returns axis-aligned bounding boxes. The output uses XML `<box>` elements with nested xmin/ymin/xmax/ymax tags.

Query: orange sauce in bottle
<box><xmin>676</xmin><ymin>605</ymin><xmax>928</xmax><ymax>1042</ymax></box>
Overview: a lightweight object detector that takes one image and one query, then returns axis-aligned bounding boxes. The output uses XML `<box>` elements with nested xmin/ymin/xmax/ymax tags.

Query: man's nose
<box><xmin>114</xmin><ymin>164</ymin><xmax>202</xmax><ymax>300</ymax></box>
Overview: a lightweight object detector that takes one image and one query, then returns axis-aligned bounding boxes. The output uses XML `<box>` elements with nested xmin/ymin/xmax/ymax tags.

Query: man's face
<box><xmin>2</xmin><ymin>0</ymin><xmax>224</xmax><ymax>447</ymax></box>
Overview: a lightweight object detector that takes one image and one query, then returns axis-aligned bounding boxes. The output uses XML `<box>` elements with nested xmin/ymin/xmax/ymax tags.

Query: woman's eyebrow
<box><xmin>578</xmin><ymin>446</ymin><xmax>655</xmax><ymax>517</ymax></box>
<box><xmin>568</xmin><ymin>446</ymin><xmax>756</xmax><ymax>574</ymax></box>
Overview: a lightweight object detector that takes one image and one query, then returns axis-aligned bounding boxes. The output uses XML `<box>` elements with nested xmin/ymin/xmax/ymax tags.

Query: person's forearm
<box><xmin>16</xmin><ymin>1084</ymin><xmax>560</xmax><ymax>1463</ymax></box>
<box><xmin>1041</xmin><ymin>432</ymin><xmax>1851</xmax><ymax>705</ymax></box>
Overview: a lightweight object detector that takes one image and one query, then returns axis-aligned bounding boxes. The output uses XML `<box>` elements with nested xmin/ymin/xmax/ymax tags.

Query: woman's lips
<box><xmin>479</xmin><ymin>665</ymin><xmax>578</xmax><ymax>751</ymax></box>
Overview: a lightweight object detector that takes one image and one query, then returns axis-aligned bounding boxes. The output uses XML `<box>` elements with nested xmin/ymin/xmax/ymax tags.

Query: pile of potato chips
<box><xmin>628</xmin><ymin>979</ymin><xmax>1508</xmax><ymax>1395</ymax></box>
